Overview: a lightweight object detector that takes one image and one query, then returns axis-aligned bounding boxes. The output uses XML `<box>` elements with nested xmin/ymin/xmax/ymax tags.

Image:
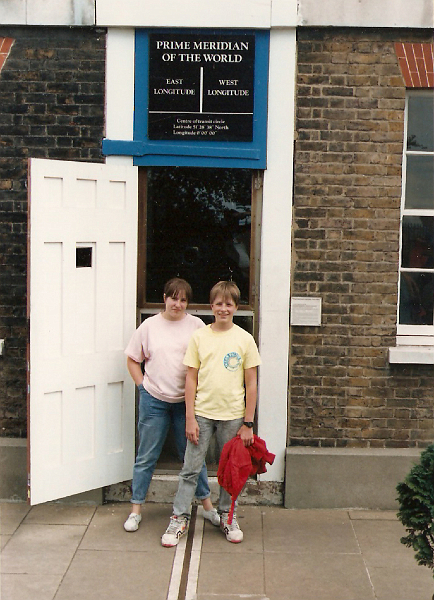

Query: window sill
<box><xmin>388</xmin><ymin>346</ymin><xmax>434</xmax><ymax>364</ymax></box>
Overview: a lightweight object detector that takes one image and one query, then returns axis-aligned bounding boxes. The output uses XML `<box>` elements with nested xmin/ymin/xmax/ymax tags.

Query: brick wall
<box><xmin>291</xmin><ymin>28</ymin><xmax>434</xmax><ymax>449</ymax></box>
<box><xmin>0</xmin><ymin>27</ymin><xmax>106</xmax><ymax>437</ymax></box>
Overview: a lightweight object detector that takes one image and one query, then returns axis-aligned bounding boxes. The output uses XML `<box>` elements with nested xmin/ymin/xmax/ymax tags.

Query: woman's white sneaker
<box><xmin>203</xmin><ymin>508</ymin><xmax>221</xmax><ymax>526</ymax></box>
<box><xmin>124</xmin><ymin>513</ymin><xmax>142</xmax><ymax>532</ymax></box>
<box><xmin>161</xmin><ymin>515</ymin><xmax>189</xmax><ymax>547</ymax></box>
<box><xmin>220</xmin><ymin>512</ymin><xmax>243</xmax><ymax>543</ymax></box>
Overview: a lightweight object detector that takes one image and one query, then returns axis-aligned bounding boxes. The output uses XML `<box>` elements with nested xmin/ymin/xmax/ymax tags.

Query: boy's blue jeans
<box><xmin>173</xmin><ymin>415</ymin><xmax>244</xmax><ymax>517</ymax></box>
<box><xmin>131</xmin><ymin>386</ymin><xmax>211</xmax><ymax>504</ymax></box>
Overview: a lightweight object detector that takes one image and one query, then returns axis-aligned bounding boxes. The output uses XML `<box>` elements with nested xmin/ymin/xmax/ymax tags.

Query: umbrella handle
<box><xmin>228</xmin><ymin>499</ymin><xmax>236</xmax><ymax>524</ymax></box>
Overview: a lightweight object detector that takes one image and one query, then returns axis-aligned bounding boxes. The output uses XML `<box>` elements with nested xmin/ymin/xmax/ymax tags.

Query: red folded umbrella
<box><xmin>217</xmin><ymin>434</ymin><xmax>275</xmax><ymax>523</ymax></box>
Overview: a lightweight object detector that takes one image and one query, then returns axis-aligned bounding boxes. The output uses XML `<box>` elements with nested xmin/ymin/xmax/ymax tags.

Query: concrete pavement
<box><xmin>1</xmin><ymin>501</ymin><xmax>433</xmax><ymax>600</ymax></box>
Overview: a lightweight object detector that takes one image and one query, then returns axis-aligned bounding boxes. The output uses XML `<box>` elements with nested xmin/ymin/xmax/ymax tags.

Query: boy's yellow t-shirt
<box><xmin>183</xmin><ymin>324</ymin><xmax>261</xmax><ymax>420</ymax></box>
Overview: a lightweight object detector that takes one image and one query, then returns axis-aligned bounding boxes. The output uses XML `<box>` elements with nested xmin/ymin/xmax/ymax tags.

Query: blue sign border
<box><xmin>102</xmin><ymin>28</ymin><xmax>269</xmax><ymax>169</ymax></box>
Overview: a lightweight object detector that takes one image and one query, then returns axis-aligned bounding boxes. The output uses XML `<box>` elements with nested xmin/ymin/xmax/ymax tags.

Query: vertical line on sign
<box><xmin>200</xmin><ymin>67</ymin><xmax>204</xmax><ymax>113</ymax></box>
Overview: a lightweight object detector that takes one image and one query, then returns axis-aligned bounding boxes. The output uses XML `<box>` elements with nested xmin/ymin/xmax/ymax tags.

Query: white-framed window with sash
<box><xmin>397</xmin><ymin>91</ymin><xmax>434</xmax><ymax>340</ymax></box>
<box><xmin>390</xmin><ymin>90</ymin><xmax>434</xmax><ymax>363</ymax></box>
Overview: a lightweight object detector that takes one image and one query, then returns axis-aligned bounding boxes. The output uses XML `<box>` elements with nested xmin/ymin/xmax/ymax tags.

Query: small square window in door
<box><xmin>76</xmin><ymin>247</ymin><xmax>93</xmax><ymax>268</ymax></box>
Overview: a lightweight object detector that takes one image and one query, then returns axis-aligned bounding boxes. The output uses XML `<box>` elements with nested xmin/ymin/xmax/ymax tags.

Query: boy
<box><xmin>161</xmin><ymin>281</ymin><xmax>261</xmax><ymax>547</ymax></box>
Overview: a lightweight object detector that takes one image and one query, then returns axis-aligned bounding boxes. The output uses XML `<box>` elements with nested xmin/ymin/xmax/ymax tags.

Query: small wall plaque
<box><xmin>290</xmin><ymin>297</ymin><xmax>322</xmax><ymax>326</ymax></box>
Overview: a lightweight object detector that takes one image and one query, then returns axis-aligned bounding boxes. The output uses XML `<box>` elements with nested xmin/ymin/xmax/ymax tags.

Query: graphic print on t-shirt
<box><xmin>223</xmin><ymin>352</ymin><xmax>242</xmax><ymax>371</ymax></box>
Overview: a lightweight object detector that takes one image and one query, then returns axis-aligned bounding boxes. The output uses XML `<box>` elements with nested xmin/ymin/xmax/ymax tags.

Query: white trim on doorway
<box><xmin>258</xmin><ymin>28</ymin><xmax>296</xmax><ymax>482</ymax></box>
<box><xmin>105</xmin><ymin>25</ymin><xmax>297</xmax><ymax>486</ymax></box>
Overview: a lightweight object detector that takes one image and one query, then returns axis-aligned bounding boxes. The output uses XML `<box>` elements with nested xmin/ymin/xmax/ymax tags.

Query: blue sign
<box><xmin>102</xmin><ymin>29</ymin><xmax>269</xmax><ymax>169</ymax></box>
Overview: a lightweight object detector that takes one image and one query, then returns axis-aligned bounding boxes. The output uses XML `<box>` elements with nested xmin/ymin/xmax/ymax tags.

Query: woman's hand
<box><xmin>186</xmin><ymin>416</ymin><xmax>199</xmax><ymax>445</ymax></box>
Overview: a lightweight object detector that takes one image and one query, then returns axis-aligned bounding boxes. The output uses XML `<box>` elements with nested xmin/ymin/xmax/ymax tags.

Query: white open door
<box><xmin>28</xmin><ymin>158</ymin><xmax>138</xmax><ymax>505</ymax></box>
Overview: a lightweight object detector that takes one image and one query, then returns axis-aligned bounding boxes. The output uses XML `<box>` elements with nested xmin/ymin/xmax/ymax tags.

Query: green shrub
<box><xmin>396</xmin><ymin>444</ymin><xmax>434</xmax><ymax>577</ymax></box>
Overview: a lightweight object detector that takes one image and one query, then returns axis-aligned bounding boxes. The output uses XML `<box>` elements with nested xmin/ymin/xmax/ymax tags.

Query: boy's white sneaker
<box><xmin>203</xmin><ymin>508</ymin><xmax>221</xmax><ymax>527</ymax></box>
<box><xmin>220</xmin><ymin>512</ymin><xmax>243</xmax><ymax>543</ymax></box>
<box><xmin>124</xmin><ymin>513</ymin><xmax>142</xmax><ymax>532</ymax></box>
<box><xmin>161</xmin><ymin>515</ymin><xmax>189</xmax><ymax>547</ymax></box>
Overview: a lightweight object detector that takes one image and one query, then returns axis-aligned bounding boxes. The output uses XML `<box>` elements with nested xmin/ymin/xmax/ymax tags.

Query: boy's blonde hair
<box><xmin>209</xmin><ymin>281</ymin><xmax>240</xmax><ymax>306</ymax></box>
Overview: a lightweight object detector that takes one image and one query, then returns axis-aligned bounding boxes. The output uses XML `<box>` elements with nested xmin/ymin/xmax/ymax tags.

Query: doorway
<box><xmin>136</xmin><ymin>166</ymin><xmax>262</xmax><ymax>471</ymax></box>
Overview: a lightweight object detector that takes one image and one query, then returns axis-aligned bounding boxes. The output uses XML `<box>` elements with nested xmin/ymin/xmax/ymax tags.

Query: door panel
<box><xmin>28</xmin><ymin>158</ymin><xmax>138</xmax><ymax>505</ymax></box>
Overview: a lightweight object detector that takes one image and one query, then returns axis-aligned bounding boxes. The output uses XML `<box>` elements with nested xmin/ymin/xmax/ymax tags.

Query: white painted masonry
<box><xmin>105</xmin><ymin>27</ymin><xmax>135</xmax><ymax>167</ymax></box>
<box><xmin>0</xmin><ymin>0</ymin><xmax>95</xmax><ymax>25</ymax></box>
<box><xmin>104</xmin><ymin>6</ymin><xmax>298</xmax><ymax>483</ymax></box>
<box><xmin>2</xmin><ymin>0</ymin><xmax>431</xmax><ymax>29</ymax></box>
<box><xmin>298</xmin><ymin>0</ymin><xmax>434</xmax><ymax>28</ymax></box>
<box><xmin>257</xmin><ymin>29</ymin><xmax>296</xmax><ymax>482</ymax></box>
<box><xmin>96</xmin><ymin>0</ymin><xmax>297</xmax><ymax>29</ymax></box>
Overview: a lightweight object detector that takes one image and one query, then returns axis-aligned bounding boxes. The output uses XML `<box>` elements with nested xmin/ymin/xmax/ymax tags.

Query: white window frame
<box><xmin>390</xmin><ymin>90</ymin><xmax>434</xmax><ymax>363</ymax></box>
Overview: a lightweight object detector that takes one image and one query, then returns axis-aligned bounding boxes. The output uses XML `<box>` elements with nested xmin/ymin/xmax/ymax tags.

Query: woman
<box><xmin>123</xmin><ymin>277</ymin><xmax>219</xmax><ymax>531</ymax></box>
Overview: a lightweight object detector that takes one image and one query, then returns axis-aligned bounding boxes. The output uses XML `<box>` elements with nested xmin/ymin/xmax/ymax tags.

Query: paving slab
<box><xmin>23</xmin><ymin>503</ymin><xmax>96</xmax><ymax>525</ymax></box>
<box><xmin>54</xmin><ymin>549</ymin><xmax>174</xmax><ymax>600</ymax></box>
<box><xmin>263</xmin><ymin>508</ymin><xmax>360</xmax><ymax>554</ymax></box>
<box><xmin>351</xmin><ymin>518</ymin><xmax>417</xmax><ymax>565</ymax></box>
<box><xmin>197</xmin><ymin>596</ymin><xmax>269</xmax><ymax>600</ymax></box>
<box><xmin>198</xmin><ymin>551</ymin><xmax>265</xmax><ymax>597</ymax></box>
<box><xmin>0</xmin><ymin>573</ymin><xmax>62</xmax><ymax>600</ymax></box>
<box><xmin>1</xmin><ymin>535</ymin><xmax>11</xmax><ymax>550</ymax></box>
<box><xmin>349</xmin><ymin>509</ymin><xmax>398</xmax><ymax>521</ymax></box>
<box><xmin>80</xmin><ymin>502</ymin><xmax>173</xmax><ymax>552</ymax></box>
<box><xmin>1</xmin><ymin>524</ymin><xmax>86</xmax><ymax>575</ymax></box>
<box><xmin>351</xmin><ymin>516</ymin><xmax>434</xmax><ymax>600</ymax></box>
<box><xmin>368</xmin><ymin>564</ymin><xmax>433</xmax><ymax>600</ymax></box>
<box><xmin>264</xmin><ymin>552</ymin><xmax>375</xmax><ymax>600</ymax></box>
<box><xmin>0</xmin><ymin>503</ymin><xmax>31</xmax><ymax>535</ymax></box>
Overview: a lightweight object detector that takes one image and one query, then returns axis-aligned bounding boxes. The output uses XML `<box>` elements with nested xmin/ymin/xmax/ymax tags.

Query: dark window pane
<box><xmin>407</xmin><ymin>96</ymin><xmax>434</xmax><ymax>151</ymax></box>
<box><xmin>399</xmin><ymin>272</ymin><xmax>434</xmax><ymax>325</ymax></box>
<box><xmin>76</xmin><ymin>247</ymin><xmax>92</xmax><ymax>268</ymax></box>
<box><xmin>401</xmin><ymin>216</ymin><xmax>434</xmax><ymax>269</ymax></box>
<box><xmin>146</xmin><ymin>167</ymin><xmax>252</xmax><ymax>304</ymax></box>
<box><xmin>404</xmin><ymin>155</ymin><xmax>434</xmax><ymax>210</ymax></box>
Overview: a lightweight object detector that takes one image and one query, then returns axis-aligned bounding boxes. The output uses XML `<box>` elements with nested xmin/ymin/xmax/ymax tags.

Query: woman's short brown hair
<box><xmin>209</xmin><ymin>281</ymin><xmax>240</xmax><ymax>306</ymax></box>
<box><xmin>164</xmin><ymin>278</ymin><xmax>193</xmax><ymax>304</ymax></box>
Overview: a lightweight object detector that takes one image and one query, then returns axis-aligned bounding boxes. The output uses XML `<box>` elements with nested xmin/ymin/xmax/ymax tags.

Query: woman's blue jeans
<box><xmin>131</xmin><ymin>386</ymin><xmax>210</xmax><ymax>504</ymax></box>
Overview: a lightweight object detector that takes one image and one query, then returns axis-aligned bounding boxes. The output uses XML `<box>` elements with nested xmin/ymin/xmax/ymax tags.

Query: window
<box><xmin>137</xmin><ymin>166</ymin><xmax>262</xmax><ymax>335</ymax></box>
<box><xmin>398</xmin><ymin>91</ymin><xmax>434</xmax><ymax>339</ymax></box>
